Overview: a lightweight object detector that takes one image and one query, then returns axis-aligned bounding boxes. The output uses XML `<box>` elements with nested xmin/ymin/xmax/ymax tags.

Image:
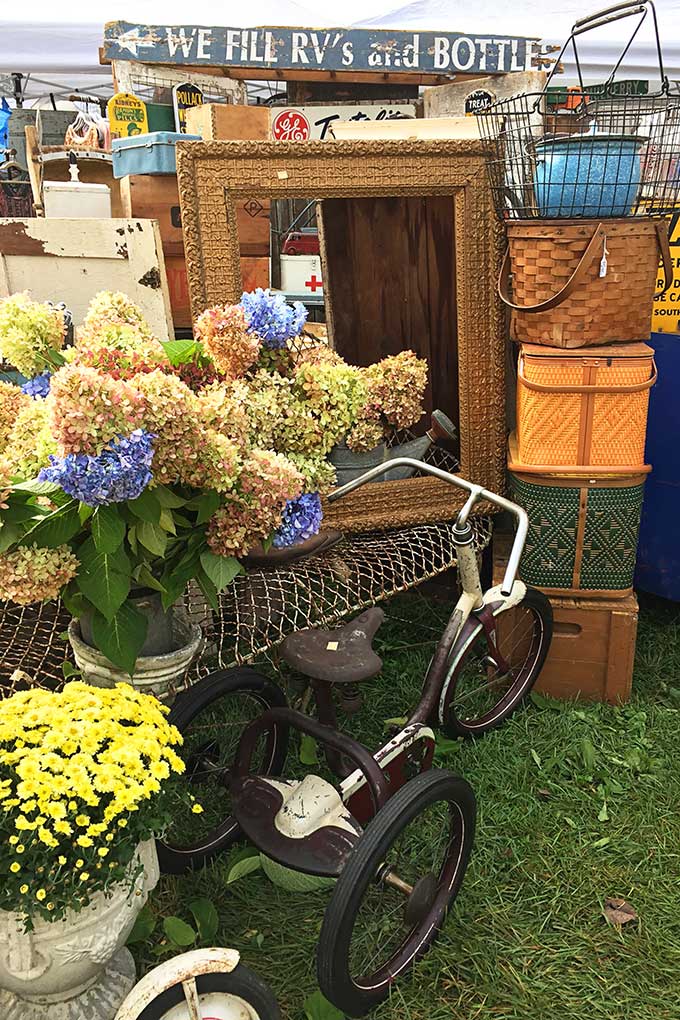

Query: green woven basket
<box><xmin>509</xmin><ymin>472</ymin><xmax>645</xmax><ymax>596</ymax></box>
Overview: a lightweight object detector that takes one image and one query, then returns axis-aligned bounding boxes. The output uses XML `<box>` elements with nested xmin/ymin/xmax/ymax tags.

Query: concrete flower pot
<box><xmin>68</xmin><ymin>612</ymin><xmax>203</xmax><ymax>703</ymax></box>
<box><xmin>0</xmin><ymin>840</ymin><xmax>159</xmax><ymax>1020</ymax></box>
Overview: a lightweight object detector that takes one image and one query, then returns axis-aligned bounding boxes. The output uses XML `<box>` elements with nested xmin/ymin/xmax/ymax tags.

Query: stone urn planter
<box><xmin>69</xmin><ymin>595</ymin><xmax>203</xmax><ymax>702</ymax></box>
<box><xmin>0</xmin><ymin>840</ymin><xmax>159</xmax><ymax>1020</ymax></box>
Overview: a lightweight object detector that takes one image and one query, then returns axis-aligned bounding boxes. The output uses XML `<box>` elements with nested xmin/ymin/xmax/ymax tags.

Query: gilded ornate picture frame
<box><xmin>176</xmin><ymin>139</ymin><xmax>505</xmax><ymax>530</ymax></box>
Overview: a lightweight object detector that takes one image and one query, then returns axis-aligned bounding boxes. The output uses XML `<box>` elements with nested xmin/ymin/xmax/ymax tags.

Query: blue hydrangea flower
<box><xmin>21</xmin><ymin>371</ymin><xmax>51</xmax><ymax>399</ymax></box>
<box><xmin>240</xmin><ymin>288</ymin><xmax>308</xmax><ymax>349</ymax></box>
<box><xmin>39</xmin><ymin>430</ymin><xmax>154</xmax><ymax>507</ymax></box>
<box><xmin>273</xmin><ymin>491</ymin><xmax>323</xmax><ymax>548</ymax></box>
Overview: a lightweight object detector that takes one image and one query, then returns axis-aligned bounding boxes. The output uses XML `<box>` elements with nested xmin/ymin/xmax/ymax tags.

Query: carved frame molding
<box><xmin>176</xmin><ymin>139</ymin><xmax>505</xmax><ymax>529</ymax></box>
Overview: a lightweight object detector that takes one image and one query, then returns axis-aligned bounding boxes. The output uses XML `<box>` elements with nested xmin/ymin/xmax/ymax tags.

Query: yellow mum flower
<box><xmin>36</xmin><ymin>889</ymin><xmax>46</xmax><ymax>901</ymax></box>
<box><xmin>79</xmin><ymin>872</ymin><xmax>89</xmax><ymax>882</ymax></box>
<box><xmin>47</xmin><ymin>902</ymin><xmax>55</xmax><ymax>911</ymax></box>
<box><xmin>76</xmin><ymin>836</ymin><xmax>93</xmax><ymax>848</ymax></box>
<box><xmin>58</xmin><ymin>856</ymin><xmax>67</xmax><ymax>866</ymax></box>
<box><xmin>75</xmin><ymin>814</ymin><xmax>89</xmax><ymax>827</ymax></box>
<box><xmin>10</xmin><ymin>862</ymin><xmax>20</xmax><ymax>873</ymax></box>
<box><xmin>97</xmin><ymin>847</ymin><xmax>109</xmax><ymax>858</ymax></box>
<box><xmin>54</xmin><ymin>821</ymin><xmax>72</xmax><ymax>835</ymax></box>
<box><xmin>191</xmin><ymin>804</ymin><xmax>204</xmax><ymax>814</ymax></box>
<box><xmin>16</xmin><ymin>845</ymin><xmax>24</xmax><ymax>854</ymax></box>
<box><xmin>8</xmin><ymin>836</ymin><xmax>18</xmax><ymax>845</ymax></box>
<box><xmin>117</xmin><ymin>819</ymin><xmax>127</xmax><ymax>828</ymax></box>
<box><xmin>19</xmin><ymin>884</ymin><xmax>28</xmax><ymax>894</ymax></box>
<box><xmin>75</xmin><ymin>859</ymin><xmax>84</xmax><ymax>868</ymax></box>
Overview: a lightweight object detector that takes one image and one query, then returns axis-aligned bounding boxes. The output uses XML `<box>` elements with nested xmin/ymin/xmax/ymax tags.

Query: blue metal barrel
<box><xmin>635</xmin><ymin>331</ymin><xmax>680</xmax><ymax>600</ymax></box>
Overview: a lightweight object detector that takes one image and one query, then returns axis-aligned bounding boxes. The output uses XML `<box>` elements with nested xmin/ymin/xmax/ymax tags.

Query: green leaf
<box><xmin>127</xmin><ymin>489</ymin><xmax>161</xmax><ymax>523</ymax></box>
<box><xmin>78</xmin><ymin>539</ymin><xmax>130</xmax><ymax>622</ymax></box>
<box><xmin>188</xmin><ymin>898</ymin><xmax>219</xmax><ymax>941</ymax></box>
<box><xmin>530</xmin><ymin>748</ymin><xmax>542</xmax><ymax>769</ymax></box>
<box><xmin>0</xmin><ymin>522</ymin><xmax>20</xmax><ymax>553</ymax></box>
<box><xmin>162</xmin><ymin>916</ymin><xmax>197</xmax><ymax>947</ymax></box>
<box><xmin>262</xmin><ymin>533</ymin><xmax>274</xmax><ymax>553</ymax></box>
<box><xmin>5</xmin><ymin>501</ymin><xmax>51</xmax><ymax>523</ymax></box>
<box><xmin>135</xmin><ymin>564</ymin><xmax>167</xmax><ymax>594</ymax></box>
<box><xmin>199</xmin><ymin>551</ymin><xmax>243</xmax><ymax>593</ymax></box>
<box><xmin>137</xmin><ymin>521</ymin><xmax>168</xmax><ymax>557</ymax></box>
<box><xmin>598</xmin><ymin>800</ymin><xmax>610</xmax><ymax>822</ymax></box>
<box><xmin>255</xmin><ymin>932</ymin><xmax>265</xmax><ymax>948</ymax></box>
<box><xmin>592</xmin><ymin>836</ymin><xmax>611</xmax><ymax>849</ymax></box>
<box><xmin>154</xmin><ymin>485</ymin><xmax>188</xmax><ymax>509</ymax></box>
<box><xmin>61</xmin><ymin>662</ymin><xmax>81</xmax><ymax>679</ymax></box>
<box><xmin>21</xmin><ymin>501</ymin><xmax>80</xmax><ymax>548</ymax></box>
<box><xmin>158</xmin><ymin>508</ymin><xmax>177</xmax><ymax>535</ymax></box>
<box><xmin>226</xmin><ymin>852</ymin><xmax>262</xmax><ymax>885</ymax></box>
<box><xmin>11</xmin><ymin>478</ymin><xmax>61</xmax><ymax>496</ymax></box>
<box><xmin>127</xmin><ymin>525</ymin><xmax>138</xmax><ymax>555</ymax></box>
<box><xmin>160</xmin><ymin>550</ymin><xmax>200</xmax><ymax>610</ymax></box>
<box><xmin>196</xmin><ymin>568</ymin><xmax>219</xmax><ymax>612</ymax></box>
<box><xmin>162</xmin><ymin>338</ymin><xmax>200</xmax><ymax>366</ymax></box>
<box><xmin>78</xmin><ymin>503</ymin><xmax>94</xmax><ymax>524</ymax></box>
<box><xmin>61</xmin><ymin>584</ymin><xmax>87</xmax><ymax>618</ymax></box>
<box><xmin>581</xmin><ymin>737</ymin><xmax>596</xmax><ymax>772</ymax></box>
<box><xmin>304</xmin><ymin>990</ymin><xmax>345</xmax><ymax>1020</ymax></box>
<box><xmin>530</xmin><ymin>691</ymin><xmax>562</xmax><ymax>710</ymax></box>
<box><xmin>91</xmin><ymin>602</ymin><xmax>148</xmax><ymax>675</ymax></box>
<box><xmin>193</xmin><ymin>490</ymin><xmax>221</xmax><ymax>525</ymax></box>
<box><xmin>126</xmin><ymin>905</ymin><xmax>156</xmax><ymax>944</ymax></box>
<box><xmin>299</xmin><ymin>734</ymin><xmax>319</xmax><ymax>766</ymax></box>
<box><xmin>91</xmin><ymin>506</ymin><xmax>126</xmax><ymax>554</ymax></box>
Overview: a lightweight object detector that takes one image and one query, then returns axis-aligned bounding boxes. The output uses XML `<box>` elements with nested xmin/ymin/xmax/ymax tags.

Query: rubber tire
<box><xmin>156</xmin><ymin>668</ymin><xmax>289</xmax><ymax>875</ymax></box>
<box><xmin>440</xmin><ymin>585</ymin><xmax>553</xmax><ymax>739</ymax></box>
<box><xmin>317</xmin><ymin>770</ymin><xmax>476</xmax><ymax>1017</ymax></box>
<box><xmin>137</xmin><ymin>963</ymin><xmax>281</xmax><ymax>1020</ymax></box>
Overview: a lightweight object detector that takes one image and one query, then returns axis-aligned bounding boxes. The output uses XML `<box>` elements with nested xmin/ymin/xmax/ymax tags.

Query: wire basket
<box><xmin>477</xmin><ymin>1</ymin><xmax>680</xmax><ymax>220</ymax></box>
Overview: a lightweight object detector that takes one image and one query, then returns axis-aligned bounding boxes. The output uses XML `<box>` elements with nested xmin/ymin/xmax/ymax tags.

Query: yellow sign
<box><xmin>652</xmin><ymin>209</ymin><xmax>680</xmax><ymax>334</ymax></box>
<box><xmin>107</xmin><ymin>92</ymin><xmax>149</xmax><ymax>139</ymax></box>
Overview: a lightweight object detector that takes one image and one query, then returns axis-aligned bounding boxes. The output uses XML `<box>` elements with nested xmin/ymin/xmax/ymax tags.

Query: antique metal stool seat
<box><xmin>281</xmin><ymin>608</ymin><xmax>385</xmax><ymax>685</ymax></box>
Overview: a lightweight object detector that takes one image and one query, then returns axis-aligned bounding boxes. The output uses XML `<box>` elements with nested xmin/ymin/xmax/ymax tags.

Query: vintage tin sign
<box><xmin>172</xmin><ymin>82</ymin><xmax>204</xmax><ymax>132</ymax></box>
<box><xmin>107</xmin><ymin>92</ymin><xmax>149</xmax><ymax>138</ymax></box>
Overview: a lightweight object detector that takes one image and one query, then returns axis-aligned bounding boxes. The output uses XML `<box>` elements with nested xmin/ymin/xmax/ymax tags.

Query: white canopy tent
<box><xmin>2</xmin><ymin>0</ymin><xmax>680</xmax><ymax>105</ymax></box>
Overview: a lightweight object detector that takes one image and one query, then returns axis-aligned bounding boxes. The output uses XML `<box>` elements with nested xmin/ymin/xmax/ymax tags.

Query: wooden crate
<box><xmin>120</xmin><ymin>174</ymin><xmax>270</xmax><ymax>258</ymax></box>
<box><xmin>493</xmin><ymin>531</ymin><xmax>638</xmax><ymax>703</ymax></box>
<box><xmin>185</xmin><ymin>103</ymin><xmax>270</xmax><ymax>140</ymax></box>
<box><xmin>165</xmin><ymin>255</ymin><xmax>270</xmax><ymax>330</ymax></box>
<box><xmin>241</xmin><ymin>257</ymin><xmax>270</xmax><ymax>292</ymax></box>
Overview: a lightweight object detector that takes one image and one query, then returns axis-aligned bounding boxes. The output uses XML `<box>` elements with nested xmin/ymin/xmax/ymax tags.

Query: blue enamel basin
<box><xmin>534</xmin><ymin>134</ymin><xmax>645</xmax><ymax>218</ymax></box>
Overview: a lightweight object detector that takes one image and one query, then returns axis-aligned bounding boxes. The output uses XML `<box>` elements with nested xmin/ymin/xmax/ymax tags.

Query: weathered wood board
<box><xmin>0</xmin><ymin>218</ymin><xmax>173</xmax><ymax>340</ymax></box>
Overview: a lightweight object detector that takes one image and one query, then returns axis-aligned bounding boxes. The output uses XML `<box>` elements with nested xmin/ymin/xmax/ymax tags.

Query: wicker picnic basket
<box><xmin>500</xmin><ymin>218</ymin><xmax>672</xmax><ymax>347</ymax></box>
<box><xmin>508</xmin><ymin>467</ymin><xmax>646</xmax><ymax>598</ymax></box>
<box><xmin>512</xmin><ymin>343</ymin><xmax>656</xmax><ymax>473</ymax></box>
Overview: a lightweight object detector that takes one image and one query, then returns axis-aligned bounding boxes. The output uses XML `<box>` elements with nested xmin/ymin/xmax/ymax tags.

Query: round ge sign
<box><xmin>271</xmin><ymin>109</ymin><xmax>311</xmax><ymax>141</ymax></box>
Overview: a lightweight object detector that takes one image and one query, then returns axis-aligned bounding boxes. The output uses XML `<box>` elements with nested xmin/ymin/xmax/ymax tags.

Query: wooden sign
<box><xmin>172</xmin><ymin>82</ymin><xmax>204</xmax><ymax>133</ymax></box>
<box><xmin>107</xmin><ymin>92</ymin><xmax>149</xmax><ymax>139</ymax></box>
<box><xmin>104</xmin><ymin>21</ymin><xmax>541</xmax><ymax>77</ymax></box>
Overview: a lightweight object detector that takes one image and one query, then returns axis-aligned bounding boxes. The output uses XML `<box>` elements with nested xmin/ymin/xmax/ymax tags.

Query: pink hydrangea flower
<box><xmin>194</xmin><ymin>305</ymin><xmax>261</xmax><ymax>380</ymax></box>
<box><xmin>47</xmin><ymin>365</ymin><xmax>145</xmax><ymax>456</ymax></box>
<box><xmin>0</xmin><ymin>382</ymin><xmax>31</xmax><ymax>447</ymax></box>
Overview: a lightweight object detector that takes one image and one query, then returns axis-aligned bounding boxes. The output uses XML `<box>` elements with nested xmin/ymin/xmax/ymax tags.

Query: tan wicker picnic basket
<box><xmin>500</xmin><ymin>218</ymin><xmax>672</xmax><ymax>348</ymax></box>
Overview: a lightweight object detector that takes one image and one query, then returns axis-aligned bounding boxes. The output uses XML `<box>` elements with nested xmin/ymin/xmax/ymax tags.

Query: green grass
<box><xmin>133</xmin><ymin>590</ymin><xmax>680</xmax><ymax>1019</ymax></box>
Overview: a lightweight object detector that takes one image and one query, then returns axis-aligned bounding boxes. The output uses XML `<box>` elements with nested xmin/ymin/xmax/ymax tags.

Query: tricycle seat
<box><xmin>281</xmin><ymin>608</ymin><xmax>385</xmax><ymax>684</ymax></box>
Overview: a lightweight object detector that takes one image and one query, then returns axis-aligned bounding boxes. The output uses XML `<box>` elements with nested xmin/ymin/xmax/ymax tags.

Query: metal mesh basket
<box><xmin>476</xmin><ymin>1</ymin><xmax>680</xmax><ymax>220</ymax></box>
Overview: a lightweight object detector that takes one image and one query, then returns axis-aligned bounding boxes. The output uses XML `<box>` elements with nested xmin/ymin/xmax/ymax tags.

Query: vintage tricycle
<box><xmin>157</xmin><ymin>460</ymin><xmax>553</xmax><ymax>1016</ymax></box>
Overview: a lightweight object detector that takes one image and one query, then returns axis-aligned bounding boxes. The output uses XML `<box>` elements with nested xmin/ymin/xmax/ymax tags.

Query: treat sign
<box><xmin>107</xmin><ymin>92</ymin><xmax>149</xmax><ymax>138</ymax></box>
<box><xmin>272</xmin><ymin>109</ymin><xmax>311</xmax><ymax>141</ymax></box>
<box><xmin>465</xmin><ymin>89</ymin><xmax>495</xmax><ymax>115</ymax></box>
<box><xmin>172</xmin><ymin>82</ymin><xmax>204</xmax><ymax>132</ymax></box>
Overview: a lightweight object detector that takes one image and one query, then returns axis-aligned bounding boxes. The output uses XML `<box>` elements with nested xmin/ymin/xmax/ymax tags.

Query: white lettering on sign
<box><xmin>292</xmin><ymin>32</ymin><xmax>309</xmax><ymax>64</ymax></box>
<box><xmin>166</xmin><ymin>28</ymin><xmax>196</xmax><ymax>58</ymax></box>
<box><xmin>433</xmin><ymin>37</ymin><xmax>449</xmax><ymax>69</ymax></box>
<box><xmin>451</xmin><ymin>37</ymin><xmax>475</xmax><ymax>71</ymax></box>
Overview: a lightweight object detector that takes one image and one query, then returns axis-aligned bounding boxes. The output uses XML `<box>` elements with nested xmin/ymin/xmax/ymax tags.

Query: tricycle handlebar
<box><xmin>328</xmin><ymin>458</ymin><xmax>527</xmax><ymax>595</ymax></box>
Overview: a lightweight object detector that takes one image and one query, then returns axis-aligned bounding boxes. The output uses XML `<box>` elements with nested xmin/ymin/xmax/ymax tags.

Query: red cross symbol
<box><xmin>305</xmin><ymin>273</ymin><xmax>323</xmax><ymax>292</ymax></box>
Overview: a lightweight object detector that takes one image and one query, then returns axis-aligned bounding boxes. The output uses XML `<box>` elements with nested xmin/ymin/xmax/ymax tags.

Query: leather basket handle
<box><xmin>499</xmin><ymin>223</ymin><xmax>607</xmax><ymax>313</ymax></box>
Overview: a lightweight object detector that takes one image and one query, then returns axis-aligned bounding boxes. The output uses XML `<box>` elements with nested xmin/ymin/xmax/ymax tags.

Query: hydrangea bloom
<box><xmin>207</xmin><ymin>450</ymin><xmax>302</xmax><ymax>557</ymax></box>
<box><xmin>3</xmin><ymin>399</ymin><xmax>56</xmax><ymax>479</ymax></box>
<box><xmin>69</xmin><ymin>323</ymin><xmax>168</xmax><ymax>380</ymax></box>
<box><xmin>285</xmin><ymin>452</ymin><xmax>337</xmax><ymax>495</ymax></box>
<box><xmin>134</xmin><ymin>370</ymin><xmax>202</xmax><ymax>486</ymax></box>
<box><xmin>39</xmin><ymin>431</ymin><xmax>154</xmax><ymax>507</ymax></box>
<box><xmin>240</xmin><ymin>289</ymin><xmax>307</xmax><ymax>349</ymax></box>
<box><xmin>363</xmin><ymin>351</ymin><xmax>428</xmax><ymax>430</ymax></box>
<box><xmin>78</xmin><ymin>291</ymin><xmax>154</xmax><ymax>343</ymax></box>
<box><xmin>197</xmin><ymin>381</ymin><xmax>250</xmax><ymax>446</ymax></box>
<box><xmin>48</xmin><ymin>364</ymin><xmax>145</xmax><ymax>457</ymax></box>
<box><xmin>194</xmin><ymin>305</ymin><xmax>260</xmax><ymax>379</ymax></box>
<box><xmin>0</xmin><ymin>293</ymin><xmax>65</xmax><ymax>377</ymax></box>
<box><xmin>293</xmin><ymin>361</ymin><xmax>367</xmax><ymax>454</ymax></box>
<box><xmin>0</xmin><ymin>382</ymin><xmax>31</xmax><ymax>447</ymax></box>
<box><xmin>21</xmin><ymin>372</ymin><xmax>51</xmax><ymax>400</ymax></box>
<box><xmin>346</xmin><ymin>415</ymin><xmax>385</xmax><ymax>453</ymax></box>
<box><xmin>273</xmin><ymin>492</ymin><xmax>323</xmax><ymax>548</ymax></box>
<box><xmin>0</xmin><ymin>544</ymin><xmax>79</xmax><ymax>604</ymax></box>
